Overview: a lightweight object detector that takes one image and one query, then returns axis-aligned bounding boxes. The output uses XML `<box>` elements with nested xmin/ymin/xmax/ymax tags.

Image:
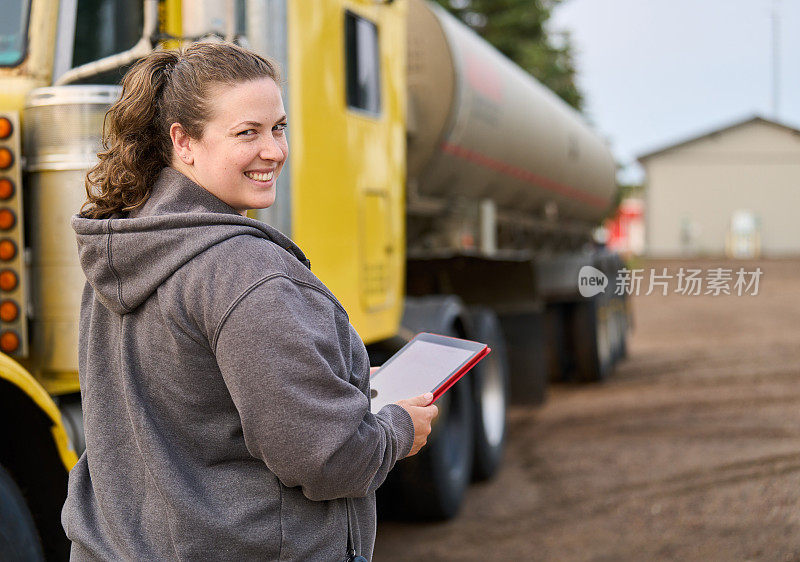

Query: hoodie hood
<box><xmin>73</xmin><ymin>167</ymin><xmax>310</xmax><ymax>315</ymax></box>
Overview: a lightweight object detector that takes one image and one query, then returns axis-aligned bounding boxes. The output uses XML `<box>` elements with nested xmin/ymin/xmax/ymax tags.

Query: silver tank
<box><xmin>406</xmin><ymin>0</ymin><xmax>616</xmax><ymax>224</ymax></box>
<box><xmin>23</xmin><ymin>85</ymin><xmax>120</xmax><ymax>375</ymax></box>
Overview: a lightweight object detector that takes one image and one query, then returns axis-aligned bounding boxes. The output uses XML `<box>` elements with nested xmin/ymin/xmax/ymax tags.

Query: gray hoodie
<box><xmin>63</xmin><ymin>167</ymin><xmax>414</xmax><ymax>561</ymax></box>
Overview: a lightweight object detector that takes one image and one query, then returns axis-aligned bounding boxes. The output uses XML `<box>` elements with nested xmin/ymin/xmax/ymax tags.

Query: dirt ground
<box><xmin>373</xmin><ymin>258</ymin><xmax>800</xmax><ymax>561</ymax></box>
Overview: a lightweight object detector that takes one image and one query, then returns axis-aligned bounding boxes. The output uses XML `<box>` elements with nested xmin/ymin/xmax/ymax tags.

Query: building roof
<box><xmin>637</xmin><ymin>115</ymin><xmax>800</xmax><ymax>163</ymax></box>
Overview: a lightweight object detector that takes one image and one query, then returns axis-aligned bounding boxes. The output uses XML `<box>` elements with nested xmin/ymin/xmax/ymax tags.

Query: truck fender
<box><xmin>400</xmin><ymin>294</ymin><xmax>470</xmax><ymax>336</ymax></box>
<box><xmin>0</xmin><ymin>353</ymin><xmax>78</xmax><ymax>471</ymax></box>
<box><xmin>0</xmin><ymin>354</ymin><xmax>76</xmax><ymax>559</ymax></box>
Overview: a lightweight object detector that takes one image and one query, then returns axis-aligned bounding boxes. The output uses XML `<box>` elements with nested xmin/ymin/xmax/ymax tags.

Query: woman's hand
<box><xmin>395</xmin><ymin>393</ymin><xmax>439</xmax><ymax>458</ymax></box>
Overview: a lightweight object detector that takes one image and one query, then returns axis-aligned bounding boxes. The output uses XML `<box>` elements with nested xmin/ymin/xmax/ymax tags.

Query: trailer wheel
<box><xmin>378</xmin><ymin>296</ymin><xmax>475</xmax><ymax>520</ymax></box>
<box><xmin>572</xmin><ymin>298</ymin><xmax>612</xmax><ymax>382</ymax></box>
<box><xmin>420</xmin><ymin>376</ymin><xmax>475</xmax><ymax>519</ymax></box>
<box><xmin>497</xmin><ymin>309</ymin><xmax>548</xmax><ymax>404</ymax></box>
<box><xmin>614</xmin><ymin>299</ymin><xmax>629</xmax><ymax>361</ymax></box>
<box><xmin>0</xmin><ymin>464</ymin><xmax>45</xmax><ymax>561</ymax></box>
<box><xmin>380</xmin><ymin>365</ymin><xmax>474</xmax><ymax>521</ymax></box>
<box><xmin>467</xmin><ymin>307</ymin><xmax>508</xmax><ymax>481</ymax></box>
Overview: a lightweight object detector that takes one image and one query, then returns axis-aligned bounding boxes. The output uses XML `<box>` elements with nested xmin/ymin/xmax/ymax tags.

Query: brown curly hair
<box><xmin>81</xmin><ymin>42</ymin><xmax>280</xmax><ymax>219</ymax></box>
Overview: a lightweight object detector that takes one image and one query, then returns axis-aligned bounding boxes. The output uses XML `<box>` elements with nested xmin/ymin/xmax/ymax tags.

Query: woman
<box><xmin>63</xmin><ymin>42</ymin><xmax>438</xmax><ymax>561</ymax></box>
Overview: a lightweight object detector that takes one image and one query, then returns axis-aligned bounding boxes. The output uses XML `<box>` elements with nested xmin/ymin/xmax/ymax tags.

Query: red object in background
<box><xmin>605</xmin><ymin>198</ymin><xmax>644</xmax><ymax>256</ymax></box>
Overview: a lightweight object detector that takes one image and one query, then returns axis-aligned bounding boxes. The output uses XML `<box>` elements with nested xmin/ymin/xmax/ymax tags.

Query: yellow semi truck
<box><xmin>0</xmin><ymin>0</ymin><xmax>628</xmax><ymax>558</ymax></box>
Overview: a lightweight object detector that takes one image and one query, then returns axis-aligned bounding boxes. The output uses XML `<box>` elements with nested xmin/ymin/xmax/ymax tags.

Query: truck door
<box><xmin>288</xmin><ymin>0</ymin><xmax>405</xmax><ymax>344</ymax></box>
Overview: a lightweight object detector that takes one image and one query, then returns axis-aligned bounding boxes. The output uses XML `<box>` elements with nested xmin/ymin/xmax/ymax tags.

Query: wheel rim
<box><xmin>479</xmin><ymin>354</ymin><xmax>506</xmax><ymax>447</ymax></box>
<box><xmin>437</xmin><ymin>386</ymin><xmax>469</xmax><ymax>486</ymax></box>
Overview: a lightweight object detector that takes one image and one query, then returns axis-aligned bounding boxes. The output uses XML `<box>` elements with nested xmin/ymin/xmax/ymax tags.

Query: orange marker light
<box><xmin>0</xmin><ymin>209</ymin><xmax>15</xmax><ymax>230</ymax></box>
<box><xmin>0</xmin><ymin>179</ymin><xmax>13</xmax><ymax>200</ymax></box>
<box><xmin>0</xmin><ymin>240</ymin><xmax>15</xmax><ymax>261</ymax></box>
<box><xmin>0</xmin><ymin>148</ymin><xmax>11</xmax><ymax>169</ymax></box>
<box><xmin>0</xmin><ymin>270</ymin><xmax>17</xmax><ymax>291</ymax></box>
<box><xmin>0</xmin><ymin>331</ymin><xmax>19</xmax><ymax>352</ymax></box>
<box><xmin>0</xmin><ymin>118</ymin><xmax>11</xmax><ymax>139</ymax></box>
<box><xmin>0</xmin><ymin>300</ymin><xmax>18</xmax><ymax>322</ymax></box>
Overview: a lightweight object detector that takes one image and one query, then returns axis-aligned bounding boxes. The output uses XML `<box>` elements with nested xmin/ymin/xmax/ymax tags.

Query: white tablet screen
<box><xmin>369</xmin><ymin>340</ymin><xmax>475</xmax><ymax>414</ymax></box>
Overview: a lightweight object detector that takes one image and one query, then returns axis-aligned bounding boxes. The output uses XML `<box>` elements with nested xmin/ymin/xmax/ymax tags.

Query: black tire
<box><xmin>545</xmin><ymin>304</ymin><xmax>570</xmax><ymax>383</ymax></box>
<box><xmin>388</xmin><ymin>374</ymin><xmax>474</xmax><ymax>520</ymax></box>
<box><xmin>607</xmin><ymin>301</ymin><xmax>620</xmax><ymax>364</ymax></box>
<box><xmin>467</xmin><ymin>307</ymin><xmax>508</xmax><ymax>481</ymax></box>
<box><xmin>572</xmin><ymin>298</ymin><xmax>612</xmax><ymax>382</ymax></box>
<box><xmin>496</xmin><ymin>310</ymin><xmax>548</xmax><ymax>404</ymax></box>
<box><xmin>616</xmin><ymin>298</ymin><xmax>629</xmax><ymax>361</ymax></box>
<box><xmin>378</xmin><ymin>297</ymin><xmax>475</xmax><ymax>520</ymax></box>
<box><xmin>0</xmin><ymin>464</ymin><xmax>45</xmax><ymax>562</ymax></box>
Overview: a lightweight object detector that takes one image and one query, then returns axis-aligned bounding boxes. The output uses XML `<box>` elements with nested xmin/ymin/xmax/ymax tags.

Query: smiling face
<box><xmin>169</xmin><ymin>77</ymin><xmax>288</xmax><ymax>215</ymax></box>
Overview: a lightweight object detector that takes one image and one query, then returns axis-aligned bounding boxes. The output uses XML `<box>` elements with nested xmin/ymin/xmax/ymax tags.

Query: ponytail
<box><xmin>81</xmin><ymin>43</ymin><xmax>280</xmax><ymax>219</ymax></box>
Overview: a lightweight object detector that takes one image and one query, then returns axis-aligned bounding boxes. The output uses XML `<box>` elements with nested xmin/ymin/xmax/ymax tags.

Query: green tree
<box><xmin>433</xmin><ymin>0</ymin><xmax>584</xmax><ymax>111</ymax></box>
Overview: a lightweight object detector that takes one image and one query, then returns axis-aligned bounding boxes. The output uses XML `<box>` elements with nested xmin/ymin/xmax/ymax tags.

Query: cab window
<box><xmin>0</xmin><ymin>0</ymin><xmax>31</xmax><ymax>67</ymax></box>
<box><xmin>345</xmin><ymin>12</ymin><xmax>381</xmax><ymax>115</ymax></box>
<box><xmin>72</xmin><ymin>0</ymin><xmax>143</xmax><ymax>83</ymax></box>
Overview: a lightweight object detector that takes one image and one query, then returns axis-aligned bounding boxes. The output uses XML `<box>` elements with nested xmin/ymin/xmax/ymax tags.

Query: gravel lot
<box><xmin>374</xmin><ymin>259</ymin><xmax>800</xmax><ymax>561</ymax></box>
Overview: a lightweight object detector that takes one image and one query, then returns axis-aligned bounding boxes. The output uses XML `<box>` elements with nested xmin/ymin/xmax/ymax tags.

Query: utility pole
<box><xmin>772</xmin><ymin>0</ymin><xmax>780</xmax><ymax>119</ymax></box>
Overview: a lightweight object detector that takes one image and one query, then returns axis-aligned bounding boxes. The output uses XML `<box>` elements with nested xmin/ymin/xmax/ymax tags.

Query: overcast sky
<box><xmin>549</xmin><ymin>0</ymin><xmax>800</xmax><ymax>184</ymax></box>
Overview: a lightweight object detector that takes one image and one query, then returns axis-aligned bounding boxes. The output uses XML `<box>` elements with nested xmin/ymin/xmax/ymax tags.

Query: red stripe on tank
<box><xmin>440</xmin><ymin>141</ymin><xmax>610</xmax><ymax>209</ymax></box>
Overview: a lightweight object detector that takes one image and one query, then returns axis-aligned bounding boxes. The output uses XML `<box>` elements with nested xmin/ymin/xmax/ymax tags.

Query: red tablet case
<box><xmin>431</xmin><ymin>345</ymin><xmax>491</xmax><ymax>403</ymax></box>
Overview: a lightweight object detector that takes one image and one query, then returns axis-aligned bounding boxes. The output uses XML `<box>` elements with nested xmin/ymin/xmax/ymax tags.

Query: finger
<box><xmin>402</xmin><ymin>392</ymin><xmax>434</xmax><ymax>407</ymax></box>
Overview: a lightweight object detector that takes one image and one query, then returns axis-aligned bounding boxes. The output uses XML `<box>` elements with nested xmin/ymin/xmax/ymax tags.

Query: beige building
<box><xmin>638</xmin><ymin>116</ymin><xmax>800</xmax><ymax>257</ymax></box>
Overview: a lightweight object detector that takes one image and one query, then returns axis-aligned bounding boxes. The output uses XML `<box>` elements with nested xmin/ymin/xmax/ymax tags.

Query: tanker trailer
<box><xmin>403</xmin><ymin>0</ymin><xmax>628</xmax><ymax>419</ymax></box>
<box><xmin>375</xmin><ymin>0</ymin><xmax>629</xmax><ymax>521</ymax></box>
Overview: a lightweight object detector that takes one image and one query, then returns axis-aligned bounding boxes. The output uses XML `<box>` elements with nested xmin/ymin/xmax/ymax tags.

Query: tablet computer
<box><xmin>369</xmin><ymin>332</ymin><xmax>490</xmax><ymax>415</ymax></box>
